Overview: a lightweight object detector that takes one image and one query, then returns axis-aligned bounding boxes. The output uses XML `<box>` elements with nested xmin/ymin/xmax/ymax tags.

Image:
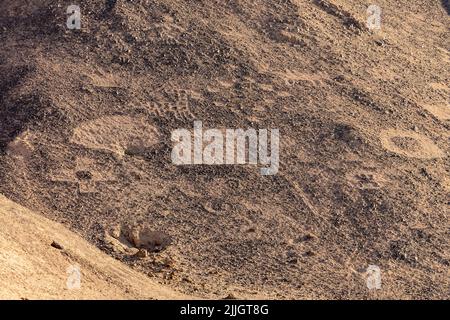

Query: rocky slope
<box><xmin>0</xmin><ymin>0</ymin><xmax>448</xmax><ymax>299</ymax></box>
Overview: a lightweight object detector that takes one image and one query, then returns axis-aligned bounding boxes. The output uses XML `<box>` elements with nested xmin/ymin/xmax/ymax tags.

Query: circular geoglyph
<box><xmin>71</xmin><ymin>115</ymin><xmax>160</xmax><ymax>157</ymax></box>
<box><xmin>380</xmin><ymin>129</ymin><xmax>445</xmax><ymax>159</ymax></box>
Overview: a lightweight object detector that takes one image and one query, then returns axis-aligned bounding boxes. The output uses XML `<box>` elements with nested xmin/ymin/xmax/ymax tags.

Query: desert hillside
<box><xmin>0</xmin><ymin>0</ymin><xmax>448</xmax><ymax>299</ymax></box>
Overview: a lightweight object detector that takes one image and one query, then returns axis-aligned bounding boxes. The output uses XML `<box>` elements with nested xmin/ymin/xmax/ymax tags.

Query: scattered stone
<box><xmin>223</xmin><ymin>293</ymin><xmax>238</xmax><ymax>300</ymax></box>
<box><xmin>119</xmin><ymin>223</ymin><xmax>172</xmax><ymax>253</ymax></box>
<box><xmin>51</xmin><ymin>241</ymin><xmax>64</xmax><ymax>250</ymax></box>
<box><xmin>296</xmin><ymin>233</ymin><xmax>316</xmax><ymax>242</ymax></box>
<box><xmin>108</xmin><ymin>224</ymin><xmax>121</xmax><ymax>239</ymax></box>
<box><xmin>135</xmin><ymin>249</ymin><xmax>148</xmax><ymax>259</ymax></box>
<box><xmin>333</xmin><ymin>75</ymin><xmax>345</xmax><ymax>82</ymax></box>
<box><xmin>103</xmin><ymin>228</ymin><xmax>138</xmax><ymax>255</ymax></box>
<box><xmin>303</xmin><ymin>250</ymin><xmax>315</xmax><ymax>257</ymax></box>
<box><xmin>152</xmin><ymin>255</ymin><xmax>175</xmax><ymax>268</ymax></box>
<box><xmin>286</xmin><ymin>249</ymin><xmax>298</xmax><ymax>264</ymax></box>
